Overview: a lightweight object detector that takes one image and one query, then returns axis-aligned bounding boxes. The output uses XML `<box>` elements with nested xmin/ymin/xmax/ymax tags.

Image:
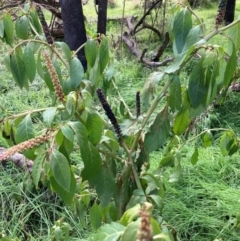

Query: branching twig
<box><xmin>0</xmin><ymin>0</ymin><xmax>25</xmax><ymax>11</ymax></box>
<box><xmin>133</xmin><ymin>0</ymin><xmax>162</xmax><ymax>35</ymax></box>
<box><xmin>122</xmin><ymin>32</ymin><xmax>173</xmax><ymax>67</ymax></box>
<box><xmin>152</xmin><ymin>32</ymin><xmax>170</xmax><ymax>62</ymax></box>
<box><xmin>135</xmin><ymin>22</ymin><xmax>162</xmax><ymax>38</ymax></box>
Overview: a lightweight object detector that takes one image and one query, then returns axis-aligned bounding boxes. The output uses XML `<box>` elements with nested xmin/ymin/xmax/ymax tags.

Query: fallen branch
<box><xmin>0</xmin><ymin>147</ymin><xmax>33</xmax><ymax>172</ymax></box>
<box><xmin>135</xmin><ymin>22</ymin><xmax>162</xmax><ymax>38</ymax></box>
<box><xmin>122</xmin><ymin>31</ymin><xmax>173</xmax><ymax>67</ymax></box>
<box><xmin>107</xmin><ymin>16</ymin><xmax>137</xmax><ymax>22</ymax></box>
<box><xmin>152</xmin><ymin>31</ymin><xmax>170</xmax><ymax>61</ymax></box>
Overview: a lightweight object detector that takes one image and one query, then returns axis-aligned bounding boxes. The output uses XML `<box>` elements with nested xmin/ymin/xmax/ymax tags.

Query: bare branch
<box><xmin>0</xmin><ymin>0</ymin><xmax>26</xmax><ymax>11</ymax></box>
<box><xmin>152</xmin><ymin>31</ymin><xmax>170</xmax><ymax>61</ymax></box>
<box><xmin>133</xmin><ymin>0</ymin><xmax>162</xmax><ymax>35</ymax></box>
<box><xmin>122</xmin><ymin>32</ymin><xmax>173</xmax><ymax>67</ymax></box>
<box><xmin>135</xmin><ymin>22</ymin><xmax>162</xmax><ymax>38</ymax></box>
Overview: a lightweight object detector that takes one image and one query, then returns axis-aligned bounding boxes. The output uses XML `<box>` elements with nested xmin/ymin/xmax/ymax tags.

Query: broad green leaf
<box><xmin>101</xmin><ymin>130</ymin><xmax>119</xmax><ymax>153</ymax></box>
<box><xmin>227</xmin><ymin>21</ymin><xmax>240</xmax><ymax>53</ymax></box>
<box><xmin>50</xmin><ymin>170</ymin><xmax>76</xmax><ymax>205</ymax></box>
<box><xmin>165</xmin><ymin>46</ymin><xmax>195</xmax><ymax>74</ymax></box>
<box><xmin>15</xmin><ymin>114</ymin><xmax>34</xmax><ymax>143</ymax></box>
<box><xmin>32</xmin><ymin>154</ymin><xmax>44</xmax><ymax>188</ymax></box>
<box><xmin>10</xmin><ymin>47</ymin><xmax>26</xmax><ymax>88</ymax></box>
<box><xmin>70</xmin><ymin>122</ymin><xmax>89</xmax><ymax>163</ymax></box>
<box><xmin>69</xmin><ymin>57</ymin><xmax>84</xmax><ymax>90</ymax></box>
<box><xmin>3</xmin><ymin>13</ymin><xmax>14</xmax><ymax>45</ymax></box>
<box><xmin>224</xmin><ymin>43</ymin><xmax>236</xmax><ymax>87</ymax></box>
<box><xmin>55</xmin><ymin>130</ymin><xmax>64</xmax><ymax>146</ymax></box>
<box><xmin>86</xmin><ymin>112</ymin><xmax>103</xmax><ymax>145</ymax></box>
<box><xmin>90</xmin><ymin>203</ymin><xmax>102</xmax><ymax>230</ymax></box>
<box><xmin>37</xmin><ymin>52</ymin><xmax>44</xmax><ymax>79</ymax></box>
<box><xmin>99</xmin><ymin>38</ymin><xmax>109</xmax><ymax>74</ymax></box>
<box><xmin>144</xmin><ymin>106</ymin><xmax>170</xmax><ymax>153</ymax></box>
<box><xmin>120</xmin><ymin>203</ymin><xmax>141</xmax><ymax>226</ymax></box>
<box><xmin>114</xmin><ymin>165</ymin><xmax>131</xmax><ymax>218</ymax></box>
<box><xmin>93</xmin><ymin>222</ymin><xmax>125</xmax><ymax>241</ymax></box>
<box><xmin>105</xmin><ymin>64</ymin><xmax>116</xmax><ymax>81</ymax></box>
<box><xmin>220</xmin><ymin>131</ymin><xmax>238</xmax><ymax>156</ymax></box>
<box><xmin>53</xmin><ymin>59</ymin><xmax>62</xmax><ymax>82</ymax></box>
<box><xmin>142</xmin><ymin>72</ymin><xmax>165</xmax><ymax>109</ymax></box>
<box><xmin>59</xmin><ymin>137</ymin><xmax>74</xmax><ymax>161</ymax></box>
<box><xmin>29</xmin><ymin>9</ymin><xmax>42</xmax><ymax>34</ymax></box>
<box><xmin>61</xmin><ymin>125</ymin><xmax>74</xmax><ymax>142</ymax></box>
<box><xmin>188</xmin><ymin>63</ymin><xmax>206</xmax><ymax>108</ymax></box>
<box><xmin>43</xmin><ymin>69</ymin><xmax>54</xmax><ymax>92</ymax></box>
<box><xmin>85</xmin><ymin>39</ymin><xmax>98</xmax><ymax>68</ymax></box>
<box><xmin>190</xmin><ymin>147</ymin><xmax>198</xmax><ymax>165</ymax></box>
<box><xmin>151</xmin><ymin>217</ymin><xmax>162</xmax><ymax>237</ymax></box>
<box><xmin>141</xmin><ymin>173</ymin><xmax>165</xmax><ymax>198</ymax></box>
<box><xmin>0</xmin><ymin>20</ymin><xmax>4</xmax><ymax>38</ymax></box>
<box><xmin>15</xmin><ymin>16</ymin><xmax>29</xmax><ymax>40</ymax></box>
<box><xmin>168</xmin><ymin>75</ymin><xmax>181</xmax><ymax>112</ymax></box>
<box><xmin>55</xmin><ymin>42</ymin><xmax>72</xmax><ymax>63</ymax></box>
<box><xmin>148</xmin><ymin>194</ymin><xmax>164</xmax><ymax>209</ymax></box>
<box><xmin>159</xmin><ymin>154</ymin><xmax>175</xmax><ymax>167</ymax></box>
<box><xmin>120</xmin><ymin>220</ymin><xmax>139</xmax><ymax>241</ymax></box>
<box><xmin>72</xmin><ymin>122</ymin><xmax>102</xmax><ymax>181</ymax></box>
<box><xmin>23</xmin><ymin>45</ymin><xmax>36</xmax><ymax>82</ymax></box>
<box><xmin>89</xmin><ymin>61</ymin><xmax>101</xmax><ymax>86</ymax></box>
<box><xmin>173</xmin><ymin>108</ymin><xmax>190</xmax><ymax>135</ymax></box>
<box><xmin>172</xmin><ymin>8</ymin><xmax>192</xmax><ymax>55</ymax></box>
<box><xmin>43</xmin><ymin>107</ymin><xmax>57</xmax><ymax>126</ymax></box>
<box><xmin>168</xmin><ymin>164</ymin><xmax>181</xmax><ymax>183</ymax></box>
<box><xmin>205</xmin><ymin>61</ymin><xmax>219</xmax><ymax>105</ymax></box>
<box><xmin>202</xmin><ymin>130</ymin><xmax>212</xmax><ymax>147</ymax></box>
<box><xmin>81</xmin><ymin>190</ymin><xmax>91</xmax><ymax>207</ymax></box>
<box><xmin>126</xmin><ymin>197</ymin><xmax>151</xmax><ymax>213</ymax></box>
<box><xmin>66</xmin><ymin>92</ymin><xmax>76</xmax><ymax>115</ymax></box>
<box><xmin>182</xmin><ymin>25</ymin><xmax>202</xmax><ymax>52</ymax></box>
<box><xmin>89</xmin><ymin>164</ymin><xmax>116</xmax><ymax>207</ymax></box>
<box><xmin>28</xmin><ymin>41</ymin><xmax>41</xmax><ymax>54</ymax></box>
<box><xmin>50</xmin><ymin>149</ymin><xmax>71</xmax><ymax>192</ymax></box>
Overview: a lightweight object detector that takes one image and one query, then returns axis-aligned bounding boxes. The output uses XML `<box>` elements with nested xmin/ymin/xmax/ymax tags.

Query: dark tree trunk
<box><xmin>60</xmin><ymin>0</ymin><xmax>87</xmax><ymax>70</ymax></box>
<box><xmin>224</xmin><ymin>0</ymin><xmax>236</xmax><ymax>24</ymax></box>
<box><xmin>97</xmin><ymin>0</ymin><xmax>108</xmax><ymax>35</ymax></box>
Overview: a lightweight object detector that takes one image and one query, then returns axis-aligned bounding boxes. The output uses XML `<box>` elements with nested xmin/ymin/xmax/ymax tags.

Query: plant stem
<box><xmin>0</xmin><ymin>107</ymin><xmax>64</xmax><ymax>122</ymax></box>
<box><xmin>98</xmin><ymin>148</ymin><xmax>124</xmax><ymax>162</ymax></box>
<box><xmin>111</xmin><ymin>79</ymin><xmax>135</xmax><ymax>119</ymax></box>
<box><xmin>178</xmin><ymin>128</ymin><xmax>235</xmax><ymax>150</ymax></box>
<box><xmin>204</xmin><ymin>18</ymin><xmax>240</xmax><ymax>42</ymax></box>
<box><xmin>11</xmin><ymin>39</ymin><xmax>69</xmax><ymax>69</ymax></box>
<box><xmin>130</xmin><ymin>77</ymin><xmax>172</xmax><ymax>153</ymax></box>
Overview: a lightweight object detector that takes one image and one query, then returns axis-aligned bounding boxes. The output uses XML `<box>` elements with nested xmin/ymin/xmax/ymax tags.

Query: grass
<box><xmin>0</xmin><ymin>163</ymin><xmax>91</xmax><ymax>240</ymax></box>
<box><xmin>1</xmin><ymin>1</ymin><xmax>240</xmax><ymax>241</ymax></box>
<box><xmin>153</xmin><ymin>146</ymin><xmax>240</xmax><ymax>241</ymax></box>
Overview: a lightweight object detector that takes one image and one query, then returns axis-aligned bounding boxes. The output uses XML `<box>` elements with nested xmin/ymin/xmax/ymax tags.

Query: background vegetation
<box><xmin>0</xmin><ymin>0</ymin><xmax>240</xmax><ymax>240</ymax></box>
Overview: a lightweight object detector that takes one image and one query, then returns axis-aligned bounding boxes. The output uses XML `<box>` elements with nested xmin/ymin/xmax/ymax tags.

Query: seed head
<box><xmin>96</xmin><ymin>88</ymin><xmax>122</xmax><ymax>139</ymax></box>
<box><xmin>215</xmin><ymin>0</ymin><xmax>227</xmax><ymax>29</ymax></box>
<box><xmin>0</xmin><ymin>135</ymin><xmax>51</xmax><ymax>161</ymax></box>
<box><xmin>44</xmin><ymin>53</ymin><xmax>65</xmax><ymax>102</ymax></box>
<box><xmin>36</xmin><ymin>5</ymin><xmax>54</xmax><ymax>45</ymax></box>
<box><xmin>137</xmin><ymin>203</ymin><xmax>153</xmax><ymax>241</ymax></box>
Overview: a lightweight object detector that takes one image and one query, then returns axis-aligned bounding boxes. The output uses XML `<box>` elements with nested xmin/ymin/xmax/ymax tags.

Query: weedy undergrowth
<box><xmin>0</xmin><ymin>2</ymin><xmax>240</xmax><ymax>240</ymax></box>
